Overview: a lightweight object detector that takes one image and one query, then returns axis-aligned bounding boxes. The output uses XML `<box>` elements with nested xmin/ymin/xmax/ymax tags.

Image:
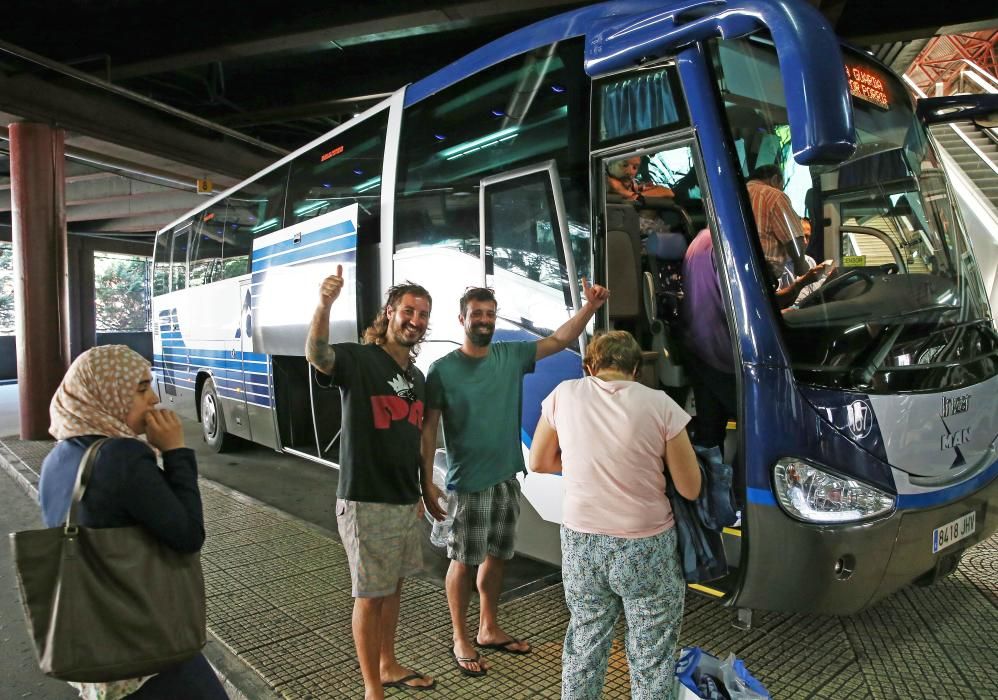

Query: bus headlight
<box><xmin>773</xmin><ymin>458</ymin><xmax>895</xmax><ymax>523</ymax></box>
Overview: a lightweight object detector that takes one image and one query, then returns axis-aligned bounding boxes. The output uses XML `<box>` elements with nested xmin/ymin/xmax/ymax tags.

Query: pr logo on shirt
<box><xmin>370</xmin><ymin>396</ymin><xmax>423</xmax><ymax>430</ymax></box>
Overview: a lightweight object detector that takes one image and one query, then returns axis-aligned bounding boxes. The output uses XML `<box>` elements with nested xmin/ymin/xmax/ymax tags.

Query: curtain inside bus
<box><xmin>599</xmin><ymin>69</ymin><xmax>681</xmax><ymax>142</ymax></box>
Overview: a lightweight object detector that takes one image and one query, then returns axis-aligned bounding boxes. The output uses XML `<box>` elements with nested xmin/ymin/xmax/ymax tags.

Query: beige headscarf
<box><xmin>50</xmin><ymin>345</ymin><xmax>157</xmax><ymax>698</ymax></box>
<box><xmin>50</xmin><ymin>345</ymin><xmax>152</xmax><ymax>440</ymax></box>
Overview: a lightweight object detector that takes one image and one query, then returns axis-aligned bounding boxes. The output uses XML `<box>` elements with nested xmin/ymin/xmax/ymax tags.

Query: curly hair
<box><xmin>362</xmin><ymin>282</ymin><xmax>432</xmax><ymax>362</ymax></box>
<box><xmin>583</xmin><ymin>330</ymin><xmax>642</xmax><ymax>376</ymax></box>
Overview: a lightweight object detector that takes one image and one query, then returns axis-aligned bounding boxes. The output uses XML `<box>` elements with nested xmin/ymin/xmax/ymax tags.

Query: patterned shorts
<box><xmin>336</xmin><ymin>499</ymin><xmax>423</xmax><ymax>598</ymax></box>
<box><xmin>447</xmin><ymin>477</ymin><xmax>521</xmax><ymax>565</ymax></box>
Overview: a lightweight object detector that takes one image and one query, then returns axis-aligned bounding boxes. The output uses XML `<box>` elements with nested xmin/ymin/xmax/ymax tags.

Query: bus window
<box><xmin>394</xmin><ymin>38</ymin><xmax>590</xmax><ymax>279</ymax></box>
<box><xmin>714</xmin><ymin>36</ymin><xmax>993</xmax><ymax>392</ymax></box>
<box><xmin>188</xmin><ymin>204</ymin><xmax>226</xmax><ymax>287</ymax></box>
<box><xmin>170</xmin><ymin>221</ymin><xmax>192</xmax><ymax>291</ymax></box>
<box><xmin>221</xmin><ymin>214</ymin><xmax>251</xmax><ymax>280</ymax></box>
<box><xmin>285</xmin><ymin>113</ymin><xmax>388</xmax><ymax>326</ymax></box>
<box><xmin>594</xmin><ymin>62</ymin><xmax>688</xmax><ymax>147</ymax></box>
<box><xmin>285</xmin><ymin>113</ymin><xmax>388</xmax><ymax>230</ymax></box>
<box><xmin>153</xmin><ymin>231</ymin><xmax>170</xmax><ymax>295</ymax></box>
<box><xmin>485</xmin><ymin>170</ymin><xmax>567</xmax><ymax>295</ymax></box>
<box><xmin>224</xmin><ymin>164</ymin><xmax>290</xmax><ymax>277</ymax></box>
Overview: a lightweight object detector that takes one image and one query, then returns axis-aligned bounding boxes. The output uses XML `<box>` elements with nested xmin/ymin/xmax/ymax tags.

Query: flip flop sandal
<box><xmin>451</xmin><ymin>649</ymin><xmax>487</xmax><ymax>677</ymax></box>
<box><xmin>382</xmin><ymin>672</ymin><xmax>436</xmax><ymax>691</ymax></box>
<box><xmin>475</xmin><ymin>638</ymin><xmax>531</xmax><ymax>655</ymax></box>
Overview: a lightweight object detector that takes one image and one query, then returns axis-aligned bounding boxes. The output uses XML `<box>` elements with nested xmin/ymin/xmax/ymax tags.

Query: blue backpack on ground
<box><xmin>675</xmin><ymin>646</ymin><xmax>770</xmax><ymax>699</ymax></box>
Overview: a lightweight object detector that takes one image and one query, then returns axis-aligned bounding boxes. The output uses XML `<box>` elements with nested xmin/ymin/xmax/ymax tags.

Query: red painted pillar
<box><xmin>9</xmin><ymin>122</ymin><xmax>70</xmax><ymax>440</ymax></box>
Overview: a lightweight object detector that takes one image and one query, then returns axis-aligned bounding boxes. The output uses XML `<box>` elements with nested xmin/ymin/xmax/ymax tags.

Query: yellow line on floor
<box><xmin>688</xmin><ymin>583</ymin><xmax>725</xmax><ymax>597</ymax></box>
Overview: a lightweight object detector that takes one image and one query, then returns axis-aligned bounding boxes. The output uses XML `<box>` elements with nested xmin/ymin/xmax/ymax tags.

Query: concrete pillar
<box><xmin>9</xmin><ymin>122</ymin><xmax>70</xmax><ymax>440</ymax></box>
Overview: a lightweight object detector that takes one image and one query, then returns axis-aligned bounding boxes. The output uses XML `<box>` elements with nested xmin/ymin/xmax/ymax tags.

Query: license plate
<box><xmin>932</xmin><ymin>511</ymin><xmax>976</xmax><ymax>554</ymax></box>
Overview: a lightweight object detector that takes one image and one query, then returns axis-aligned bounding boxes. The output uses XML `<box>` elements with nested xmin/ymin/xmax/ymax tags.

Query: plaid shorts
<box><xmin>336</xmin><ymin>499</ymin><xmax>423</xmax><ymax>598</ymax></box>
<box><xmin>448</xmin><ymin>477</ymin><xmax>521</xmax><ymax>565</ymax></box>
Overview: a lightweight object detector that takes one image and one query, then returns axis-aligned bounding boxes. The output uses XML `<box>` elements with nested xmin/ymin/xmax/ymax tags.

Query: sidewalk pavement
<box><xmin>3</xmin><ymin>433</ymin><xmax>997</xmax><ymax>699</ymax></box>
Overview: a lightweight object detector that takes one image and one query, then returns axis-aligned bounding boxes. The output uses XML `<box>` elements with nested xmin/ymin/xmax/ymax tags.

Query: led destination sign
<box><xmin>845</xmin><ymin>63</ymin><xmax>889</xmax><ymax>110</ymax></box>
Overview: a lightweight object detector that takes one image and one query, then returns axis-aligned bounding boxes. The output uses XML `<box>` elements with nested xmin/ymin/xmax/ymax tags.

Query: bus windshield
<box><xmin>714</xmin><ymin>37</ymin><xmax>997</xmax><ymax>393</ymax></box>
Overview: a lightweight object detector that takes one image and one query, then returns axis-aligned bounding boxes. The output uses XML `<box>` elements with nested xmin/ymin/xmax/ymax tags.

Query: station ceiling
<box><xmin>0</xmin><ymin>0</ymin><xmax>996</xmax><ymax>240</ymax></box>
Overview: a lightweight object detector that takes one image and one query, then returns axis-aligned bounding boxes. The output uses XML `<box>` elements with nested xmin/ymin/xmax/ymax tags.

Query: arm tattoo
<box><xmin>306</xmin><ymin>338</ymin><xmax>335</xmax><ymax>375</ymax></box>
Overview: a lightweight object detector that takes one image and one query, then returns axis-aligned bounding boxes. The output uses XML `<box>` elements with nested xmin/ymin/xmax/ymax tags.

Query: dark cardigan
<box><xmin>38</xmin><ymin>435</ymin><xmax>205</xmax><ymax>553</ymax></box>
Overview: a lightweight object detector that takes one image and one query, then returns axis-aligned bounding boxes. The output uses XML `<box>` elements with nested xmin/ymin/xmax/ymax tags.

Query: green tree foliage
<box><xmin>95</xmin><ymin>254</ymin><xmax>151</xmax><ymax>332</ymax></box>
<box><xmin>0</xmin><ymin>243</ymin><xmax>14</xmax><ymax>335</ymax></box>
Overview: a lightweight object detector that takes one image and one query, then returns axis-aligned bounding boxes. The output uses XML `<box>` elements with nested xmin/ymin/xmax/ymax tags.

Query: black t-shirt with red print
<box><xmin>320</xmin><ymin>342</ymin><xmax>425</xmax><ymax>504</ymax></box>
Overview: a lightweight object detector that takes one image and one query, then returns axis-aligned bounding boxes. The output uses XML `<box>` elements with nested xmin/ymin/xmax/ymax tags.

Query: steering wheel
<box><xmin>797</xmin><ymin>268</ymin><xmax>875</xmax><ymax>308</ymax></box>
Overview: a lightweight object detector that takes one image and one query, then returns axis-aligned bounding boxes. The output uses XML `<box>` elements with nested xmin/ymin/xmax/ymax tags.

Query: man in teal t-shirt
<box><xmin>422</xmin><ymin>282</ymin><xmax>608</xmax><ymax>677</ymax></box>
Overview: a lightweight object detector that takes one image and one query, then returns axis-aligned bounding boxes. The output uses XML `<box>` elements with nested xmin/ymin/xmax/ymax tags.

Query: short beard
<box><xmin>392</xmin><ymin>325</ymin><xmax>423</xmax><ymax>348</ymax></box>
<box><xmin>467</xmin><ymin>325</ymin><xmax>494</xmax><ymax>347</ymax></box>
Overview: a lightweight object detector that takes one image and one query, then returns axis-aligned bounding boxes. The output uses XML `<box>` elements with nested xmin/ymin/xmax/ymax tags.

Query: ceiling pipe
<box><xmin>0</xmin><ymin>38</ymin><xmax>286</xmax><ymax>156</ymax></box>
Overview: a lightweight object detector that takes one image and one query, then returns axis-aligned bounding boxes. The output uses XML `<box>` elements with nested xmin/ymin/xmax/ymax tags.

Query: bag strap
<box><xmin>64</xmin><ymin>438</ymin><xmax>109</xmax><ymax>534</ymax></box>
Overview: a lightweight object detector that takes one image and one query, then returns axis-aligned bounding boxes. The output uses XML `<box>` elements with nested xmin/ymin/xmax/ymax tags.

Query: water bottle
<box><xmin>428</xmin><ymin>486</ymin><xmax>454</xmax><ymax>549</ymax></box>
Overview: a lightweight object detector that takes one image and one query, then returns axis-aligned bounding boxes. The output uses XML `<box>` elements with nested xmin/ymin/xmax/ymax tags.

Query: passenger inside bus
<box><xmin>680</xmin><ymin>229</ymin><xmax>737</xmax><ymax>460</ymax></box>
<box><xmin>606</xmin><ymin>156</ymin><xmax>675</xmax><ymax>238</ymax></box>
<box><xmin>745</xmin><ymin>164</ymin><xmax>811</xmax><ymax>279</ymax></box>
<box><xmin>777</xmin><ymin>217</ymin><xmax>833</xmax><ymax>306</ymax></box>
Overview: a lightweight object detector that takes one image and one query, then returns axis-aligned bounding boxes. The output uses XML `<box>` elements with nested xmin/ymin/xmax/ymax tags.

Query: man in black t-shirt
<box><xmin>306</xmin><ymin>265</ymin><xmax>435</xmax><ymax>698</ymax></box>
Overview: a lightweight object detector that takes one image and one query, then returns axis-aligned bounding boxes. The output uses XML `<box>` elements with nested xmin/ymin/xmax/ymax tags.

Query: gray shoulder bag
<box><xmin>9</xmin><ymin>438</ymin><xmax>206</xmax><ymax>681</ymax></box>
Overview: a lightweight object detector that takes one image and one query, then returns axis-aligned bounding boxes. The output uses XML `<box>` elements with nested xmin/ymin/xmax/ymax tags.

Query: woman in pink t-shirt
<box><xmin>530</xmin><ymin>331</ymin><xmax>700</xmax><ymax>700</ymax></box>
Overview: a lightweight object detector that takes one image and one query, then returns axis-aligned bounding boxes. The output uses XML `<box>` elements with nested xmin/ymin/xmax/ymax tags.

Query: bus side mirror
<box><xmin>916</xmin><ymin>94</ymin><xmax>998</xmax><ymax>127</ymax></box>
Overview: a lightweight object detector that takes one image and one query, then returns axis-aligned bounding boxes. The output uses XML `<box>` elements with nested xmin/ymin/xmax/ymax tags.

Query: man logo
<box><xmin>846</xmin><ymin>400</ymin><xmax>874</xmax><ymax>439</ymax></box>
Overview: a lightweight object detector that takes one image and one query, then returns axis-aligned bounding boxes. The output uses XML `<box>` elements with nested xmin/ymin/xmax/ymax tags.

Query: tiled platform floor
<box><xmin>3</xmin><ymin>434</ymin><xmax>996</xmax><ymax>699</ymax></box>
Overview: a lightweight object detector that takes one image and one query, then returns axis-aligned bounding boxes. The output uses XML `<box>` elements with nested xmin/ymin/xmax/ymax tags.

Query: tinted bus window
<box><xmin>395</xmin><ymin>39</ymin><xmax>590</xmax><ymax>276</ymax></box>
<box><xmin>594</xmin><ymin>63</ymin><xmax>688</xmax><ymax>146</ymax></box>
<box><xmin>485</xmin><ymin>172</ymin><xmax>566</xmax><ymax>292</ymax></box>
<box><xmin>170</xmin><ymin>221</ymin><xmax>192</xmax><ymax>291</ymax></box>
<box><xmin>153</xmin><ymin>231</ymin><xmax>170</xmax><ymax>296</ymax></box>
<box><xmin>189</xmin><ymin>204</ymin><xmax>226</xmax><ymax>287</ymax></box>
<box><xmin>285</xmin><ymin>113</ymin><xmax>388</xmax><ymax>230</ymax></box>
<box><xmin>224</xmin><ymin>164</ymin><xmax>290</xmax><ymax>277</ymax></box>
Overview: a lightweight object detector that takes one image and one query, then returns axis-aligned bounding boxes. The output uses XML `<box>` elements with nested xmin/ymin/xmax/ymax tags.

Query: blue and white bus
<box><xmin>152</xmin><ymin>0</ymin><xmax>998</xmax><ymax>615</ymax></box>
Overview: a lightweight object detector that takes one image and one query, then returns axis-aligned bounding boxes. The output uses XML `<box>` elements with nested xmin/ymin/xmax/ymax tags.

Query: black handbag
<box><xmin>9</xmin><ymin>438</ymin><xmax>206</xmax><ymax>682</ymax></box>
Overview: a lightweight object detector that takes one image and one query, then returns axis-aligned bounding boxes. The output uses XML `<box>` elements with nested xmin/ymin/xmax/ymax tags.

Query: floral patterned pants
<box><xmin>560</xmin><ymin>526</ymin><xmax>685</xmax><ymax>700</ymax></box>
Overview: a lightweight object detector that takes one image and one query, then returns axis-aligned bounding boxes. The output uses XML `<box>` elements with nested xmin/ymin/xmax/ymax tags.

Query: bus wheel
<box><xmin>201</xmin><ymin>378</ymin><xmax>233</xmax><ymax>452</ymax></box>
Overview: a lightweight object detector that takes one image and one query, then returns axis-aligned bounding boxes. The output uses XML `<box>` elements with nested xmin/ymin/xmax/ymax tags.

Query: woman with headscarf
<box><xmin>529</xmin><ymin>331</ymin><xmax>701</xmax><ymax>700</ymax></box>
<box><xmin>37</xmin><ymin>345</ymin><xmax>227</xmax><ymax>700</ymax></box>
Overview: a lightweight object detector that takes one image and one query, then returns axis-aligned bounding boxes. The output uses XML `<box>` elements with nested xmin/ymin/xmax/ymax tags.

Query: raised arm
<box><xmin>123</xmin><ymin>410</ymin><xmax>205</xmax><ymax>552</ymax></box>
<box><xmin>420</xmin><ymin>407</ymin><xmax>446</xmax><ymax>521</ymax></box>
<box><xmin>535</xmin><ymin>277</ymin><xmax>609</xmax><ymax>361</ymax></box>
<box><xmin>305</xmin><ymin>265</ymin><xmax>343</xmax><ymax>375</ymax></box>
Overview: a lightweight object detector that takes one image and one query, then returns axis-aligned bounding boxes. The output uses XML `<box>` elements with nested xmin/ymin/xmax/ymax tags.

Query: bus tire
<box><xmin>200</xmin><ymin>377</ymin><xmax>234</xmax><ymax>452</ymax></box>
